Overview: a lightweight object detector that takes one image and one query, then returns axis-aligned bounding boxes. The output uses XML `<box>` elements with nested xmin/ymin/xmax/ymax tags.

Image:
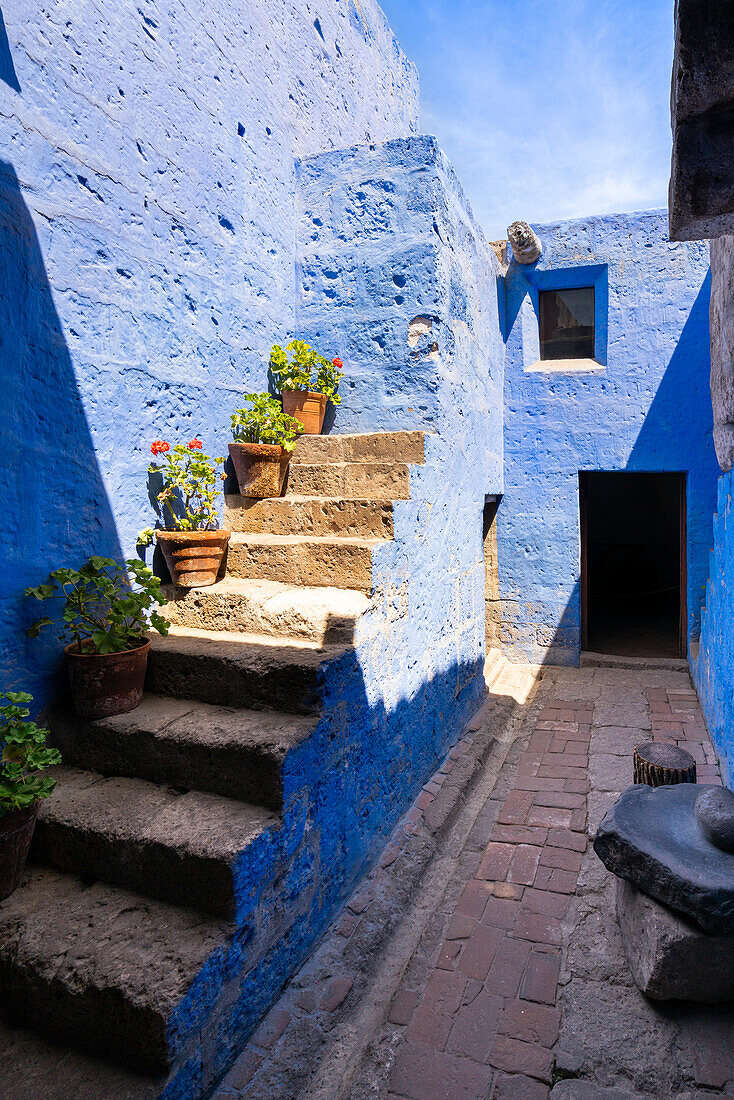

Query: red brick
<box><xmin>334</xmin><ymin>911</ymin><xmax>359</xmax><ymax>937</ymax></box>
<box><xmin>570</xmin><ymin>806</ymin><xmax>587</xmax><ymax>832</ymax></box>
<box><xmin>541</xmin><ymin>752</ymin><xmax>588</xmax><ymax>769</ymax></box>
<box><xmin>492</xmin><ymin>881</ymin><xmax>524</xmax><ymax>900</ymax></box>
<box><xmin>436</xmin><ymin>940</ymin><xmax>462</xmax><ymax>970</ymax></box>
<box><xmin>489</xmin><ymin>1033</ymin><xmax>553</xmax><ymax>1082</ymax></box>
<box><xmin>532</xmin><ymin>867</ymin><xmax>554</xmax><ymax>891</ymax></box>
<box><xmin>492</xmin><ymin>1073</ymin><xmax>549</xmax><ymax>1100</ymax></box>
<box><xmin>547</xmin><ymin>827</ymin><xmax>587</xmax><ymax>852</ymax></box>
<box><xmin>457</xmin><ymin>879</ymin><xmax>493</xmax><ymax>919</ymax></box>
<box><xmin>546</xmin><ymin>868</ymin><xmax>578</xmax><ymax>894</ymax></box>
<box><xmin>498</xmin><ymin>998</ymin><xmax>561</xmax><ymax>1046</ymax></box>
<box><xmin>532</xmin><ymin>791</ymin><xmax>586</xmax><ymax>809</ymax></box>
<box><xmin>446</xmin><ymin>913</ymin><xmax>478</xmax><ymax>940</ymax></box>
<box><xmin>523</xmin><ymin>888</ymin><xmax>570</xmax><ymax>919</ymax></box>
<box><xmin>348</xmin><ymin>886</ymin><xmax>374</xmax><ymax>914</ymax></box>
<box><xmin>485</xmin><ymin>935</ymin><xmax>532</xmax><ymax>998</ymax></box>
<box><xmin>491</xmin><ymin>824</ymin><xmax>548</xmax><ymax>845</ymax></box>
<box><xmin>508</xmin><ymin>844</ymin><xmax>542</xmax><ymax>886</ymax></box>
<box><xmin>520</xmin><ymin>950</ymin><xmax>561</xmax><ymax>1005</ymax></box>
<box><xmin>457</xmin><ymin>923</ymin><xmax>504</xmax><ymax>981</ymax></box>
<box><xmin>482</xmin><ymin>896</ymin><xmax>521</xmax><ymax>930</ymax></box>
<box><xmin>536</xmin><ymin>764</ymin><xmax>587</xmax><ymax>780</ymax></box>
<box><xmin>513</xmin><ymin>910</ymin><xmax>562</xmax><ymax>947</ymax></box>
<box><xmin>406</xmin><ymin>970</ymin><xmax>467</xmax><ymax>1049</ymax></box>
<box><xmin>497</xmin><ymin>790</ymin><xmax>535</xmax><ymax>825</ymax></box>
<box><xmin>476</xmin><ymin>841</ymin><xmax>514</xmax><ymax>881</ymax></box>
<box><xmin>389</xmin><ymin>1041</ymin><xmax>494</xmax><ymax>1100</ymax></box>
<box><xmin>446</xmin><ymin>989</ymin><xmax>502</xmax><ymax>1062</ymax></box>
<box><xmin>526</xmin><ymin>806</ymin><xmax>573</xmax><ymax>829</ymax></box>
<box><xmin>257</xmin><ymin>1008</ymin><xmax>291</xmax><ymax>1049</ymax></box>
<box><xmin>388</xmin><ymin>987</ymin><xmax>420</xmax><ymax>1025</ymax></box>
<box><xmin>415</xmin><ymin>790</ymin><xmax>433</xmax><ymax>811</ymax></box>
<box><xmin>535</xmin><ymin>720</ymin><xmax>578</xmax><ymax>733</ymax></box>
<box><xmin>320</xmin><ymin>976</ymin><xmax>353</xmax><ymax>1012</ymax></box>
<box><xmin>513</xmin><ymin>777</ymin><xmax>566</xmax><ymax>793</ymax></box>
<box><xmin>226</xmin><ymin>1050</ymin><xmax>263</xmax><ymax>1090</ymax></box>
<box><xmin>539</xmin><ymin>846</ymin><xmax>582</xmax><ymax>872</ymax></box>
<box><xmin>562</xmin><ymin>778</ymin><xmax>589</xmax><ymax>794</ymax></box>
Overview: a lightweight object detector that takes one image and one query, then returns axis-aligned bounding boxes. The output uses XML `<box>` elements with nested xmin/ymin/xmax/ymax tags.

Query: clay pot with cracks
<box><xmin>156</xmin><ymin>529</ymin><xmax>231</xmax><ymax>588</ymax></box>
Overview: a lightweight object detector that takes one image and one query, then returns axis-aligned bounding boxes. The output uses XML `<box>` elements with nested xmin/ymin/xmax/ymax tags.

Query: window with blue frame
<box><xmin>539</xmin><ymin>286</ymin><xmax>595</xmax><ymax>360</ymax></box>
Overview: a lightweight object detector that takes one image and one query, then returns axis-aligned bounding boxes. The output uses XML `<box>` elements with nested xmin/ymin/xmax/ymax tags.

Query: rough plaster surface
<box><xmin>710</xmin><ymin>236</ymin><xmax>734</xmax><ymax>471</ymax></box>
<box><xmin>499</xmin><ymin>210</ymin><xmax>718</xmax><ymax>665</ymax></box>
<box><xmin>0</xmin><ymin>0</ymin><xmax>418</xmax><ymax>706</ymax></box>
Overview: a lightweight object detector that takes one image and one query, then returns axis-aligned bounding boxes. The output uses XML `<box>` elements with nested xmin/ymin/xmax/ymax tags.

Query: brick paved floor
<box><xmin>215</xmin><ymin>663</ymin><xmax>729</xmax><ymax>1100</ymax></box>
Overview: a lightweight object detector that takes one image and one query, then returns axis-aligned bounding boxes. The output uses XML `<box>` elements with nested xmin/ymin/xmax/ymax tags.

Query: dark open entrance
<box><xmin>579</xmin><ymin>472</ymin><xmax>687</xmax><ymax>658</ymax></box>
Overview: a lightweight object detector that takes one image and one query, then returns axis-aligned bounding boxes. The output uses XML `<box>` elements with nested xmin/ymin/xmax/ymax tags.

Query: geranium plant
<box><xmin>0</xmin><ymin>692</ymin><xmax>61</xmax><ymax>815</ymax></box>
<box><xmin>140</xmin><ymin>439</ymin><xmax>224</xmax><ymax>541</ymax></box>
<box><xmin>270</xmin><ymin>340</ymin><xmax>344</xmax><ymax>404</ymax></box>
<box><xmin>231</xmin><ymin>393</ymin><xmax>303</xmax><ymax>450</ymax></box>
<box><xmin>25</xmin><ymin>557</ymin><xmax>170</xmax><ymax>654</ymax></box>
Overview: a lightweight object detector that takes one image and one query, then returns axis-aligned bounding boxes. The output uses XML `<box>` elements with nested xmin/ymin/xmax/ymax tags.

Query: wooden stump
<box><xmin>633</xmin><ymin>742</ymin><xmax>697</xmax><ymax>787</ymax></box>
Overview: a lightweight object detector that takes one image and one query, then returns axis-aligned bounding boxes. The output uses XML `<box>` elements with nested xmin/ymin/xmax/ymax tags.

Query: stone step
<box><xmin>32</xmin><ymin>768</ymin><xmax>278</xmax><ymax>920</ymax></box>
<box><xmin>146</xmin><ymin>626</ymin><xmax>347</xmax><ymax>713</ymax></box>
<box><xmin>0</xmin><ymin>867</ymin><xmax>229</xmax><ymax>1074</ymax></box>
<box><xmin>292</xmin><ymin>430</ymin><xmax>424</xmax><ymax>465</ymax></box>
<box><xmin>285</xmin><ymin>461</ymin><xmax>411</xmax><ymax>500</ymax></box>
<box><xmin>225</xmin><ymin>533</ymin><xmax>379</xmax><ymax>591</ymax></box>
<box><xmin>46</xmin><ymin>696</ymin><xmax>317</xmax><ymax>812</ymax></box>
<box><xmin>161</xmin><ymin>577</ymin><xmax>369</xmax><ymax>642</ymax></box>
<box><xmin>223</xmin><ymin>495</ymin><xmax>394</xmax><ymax>538</ymax></box>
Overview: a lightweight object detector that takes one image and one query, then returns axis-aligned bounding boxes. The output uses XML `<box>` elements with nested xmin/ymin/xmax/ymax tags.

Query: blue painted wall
<box><xmin>0</xmin><ymin>0</ymin><xmax>418</xmax><ymax>706</ymax></box>
<box><xmin>498</xmin><ymin>209</ymin><xmax>718</xmax><ymax>665</ymax></box>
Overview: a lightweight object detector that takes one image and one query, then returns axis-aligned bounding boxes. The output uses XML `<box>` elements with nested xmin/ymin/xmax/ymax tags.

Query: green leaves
<box><xmin>269</xmin><ymin>340</ymin><xmax>343</xmax><ymax>403</ymax></box>
<box><xmin>0</xmin><ymin>691</ymin><xmax>61</xmax><ymax>817</ymax></box>
<box><xmin>230</xmin><ymin>392</ymin><xmax>303</xmax><ymax>449</ymax></box>
<box><xmin>148</xmin><ymin>442</ymin><xmax>224</xmax><ymax>533</ymax></box>
<box><xmin>24</xmin><ymin>557</ymin><xmax>170</xmax><ymax>654</ymax></box>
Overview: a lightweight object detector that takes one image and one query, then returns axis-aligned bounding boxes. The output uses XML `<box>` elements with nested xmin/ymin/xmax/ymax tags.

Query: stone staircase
<box><xmin>0</xmin><ymin>431</ymin><xmax>426</xmax><ymax>1099</ymax></box>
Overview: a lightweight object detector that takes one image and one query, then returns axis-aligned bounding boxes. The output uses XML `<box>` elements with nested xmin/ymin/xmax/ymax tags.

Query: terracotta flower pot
<box><xmin>65</xmin><ymin>639</ymin><xmax>151</xmax><ymax>719</ymax></box>
<box><xmin>0</xmin><ymin>802</ymin><xmax>40</xmax><ymax>901</ymax></box>
<box><xmin>156</xmin><ymin>529</ymin><xmax>231</xmax><ymax>588</ymax></box>
<box><xmin>282</xmin><ymin>390</ymin><xmax>327</xmax><ymax>434</ymax></box>
<box><xmin>228</xmin><ymin>442</ymin><xmax>290</xmax><ymax>499</ymax></box>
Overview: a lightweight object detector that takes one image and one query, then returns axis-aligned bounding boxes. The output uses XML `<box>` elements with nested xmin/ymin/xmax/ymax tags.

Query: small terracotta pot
<box><xmin>229</xmin><ymin>442</ymin><xmax>290</xmax><ymax>499</ymax></box>
<box><xmin>282</xmin><ymin>390</ymin><xmax>327</xmax><ymax>434</ymax></box>
<box><xmin>0</xmin><ymin>802</ymin><xmax>40</xmax><ymax>901</ymax></box>
<box><xmin>65</xmin><ymin>639</ymin><xmax>151</xmax><ymax>719</ymax></box>
<box><xmin>156</xmin><ymin>529</ymin><xmax>231</xmax><ymax>588</ymax></box>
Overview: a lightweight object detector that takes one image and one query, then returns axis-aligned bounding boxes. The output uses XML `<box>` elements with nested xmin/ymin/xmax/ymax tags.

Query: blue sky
<box><xmin>378</xmin><ymin>0</ymin><xmax>674</xmax><ymax>238</ymax></box>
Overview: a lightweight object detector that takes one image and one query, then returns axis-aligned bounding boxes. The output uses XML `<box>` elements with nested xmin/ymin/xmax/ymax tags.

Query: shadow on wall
<box><xmin>0</xmin><ymin>160</ymin><xmax>121</xmax><ymax>708</ymax></box>
<box><xmin>0</xmin><ymin>9</ymin><xmax>20</xmax><ymax>92</ymax></box>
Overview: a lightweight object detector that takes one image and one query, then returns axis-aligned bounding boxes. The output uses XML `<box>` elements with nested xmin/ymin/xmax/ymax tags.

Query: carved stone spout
<box><xmin>507</xmin><ymin>220</ymin><xmax>542</xmax><ymax>264</ymax></box>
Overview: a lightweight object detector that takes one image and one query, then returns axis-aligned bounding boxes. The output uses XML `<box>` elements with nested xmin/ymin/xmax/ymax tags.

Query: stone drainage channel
<box><xmin>216</xmin><ymin>662</ymin><xmax>729</xmax><ymax>1100</ymax></box>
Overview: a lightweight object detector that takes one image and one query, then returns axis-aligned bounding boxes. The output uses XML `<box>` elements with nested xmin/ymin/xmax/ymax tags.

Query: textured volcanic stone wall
<box><xmin>295</xmin><ymin>134</ymin><xmax>504</xmax><ymax>732</ymax></box>
<box><xmin>670</xmin><ymin>0</ymin><xmax>734</xmax><ymax>241</ymax></box>
<box><xmin>710</xmin><ymin>235</ymin><xmax>734</xmax><ymax>472</ymax></box>
<box><xmin>0</xmin><ymin>0</ymin><xmax>418</xmax><ymax>705</ymax></box>
<box><xmin>499</xmin><ymin>209</ymin><xmax>717</xmax><ymax>665</ymax></box>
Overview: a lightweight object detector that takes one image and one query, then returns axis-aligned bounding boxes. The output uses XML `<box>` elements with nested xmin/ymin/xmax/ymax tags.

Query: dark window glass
<box><xmin>539</xmin><ymin>287</ymin><xmax>595</xmax><ymax>360</ymax></box>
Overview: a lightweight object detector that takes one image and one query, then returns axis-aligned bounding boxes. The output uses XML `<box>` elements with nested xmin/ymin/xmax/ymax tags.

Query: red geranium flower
<box><xmin>151</xmin><ymin>440</ymin><xmax>170</xmax><ymax>456</ymax></box>
<box><xmin>332</xmin><ymin>357</ymin><xmax>343</xmax><ymax>370</ymax></box>
<box><xmin>187</xmin><ymin>438</ymin><xmax>203</xmax><ymax>450</ymax></box>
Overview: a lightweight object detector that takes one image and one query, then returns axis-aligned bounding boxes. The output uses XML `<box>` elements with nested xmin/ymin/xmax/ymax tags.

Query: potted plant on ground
<box><xmin>0</xmin><ymin>691</ymin><xmax>61</xmax><ymax>900</ymax></box>
<box><xmin>25</xmin><ymin>557</ymin><xmax>170</xmax><ymax>718</ymax></box>
<box><xmin>270</xmin><ymin>339</ymin><xmax>343</xmax><ymax>434</ymax></box>
<box><xmin>140</xmin><ymin>438</ymin><xmax>230</xmax><ymax>587</ymax></box>
<box><xmin>229</xmin><ymin>393</ymin><xmax>303</xmax><ymax>498</ymax></box>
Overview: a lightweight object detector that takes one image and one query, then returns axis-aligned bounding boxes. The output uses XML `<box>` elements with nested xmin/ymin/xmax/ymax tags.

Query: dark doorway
<box><xmin>579</xmin><ymin>472</ymin><xmax>687</xmax><ymax>658</ymax></box>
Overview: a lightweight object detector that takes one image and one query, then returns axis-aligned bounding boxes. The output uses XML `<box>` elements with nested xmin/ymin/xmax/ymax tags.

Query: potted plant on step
<box><xmin>25</xmin><ymin>557</ymin><xmax>170</xmax><ymax>718</ymax></box>
<box><xmin>0</xmin><ymin>691</ymin><xmax>61</xmax><ymax>900</ymax></box>
<box><xmin>229</xmin><ymin>392</ymin><xmax>303</xmax><ymax>498</ymax></box>
<box><xmin>140</xmin><ymin>438</ymin><xmax>230</xmax><ymax>587</ymax></box>
<box><xmin>270</xmin><ymin>339</ymin><xmax>343</xmax><ymax>434</ymax></box>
